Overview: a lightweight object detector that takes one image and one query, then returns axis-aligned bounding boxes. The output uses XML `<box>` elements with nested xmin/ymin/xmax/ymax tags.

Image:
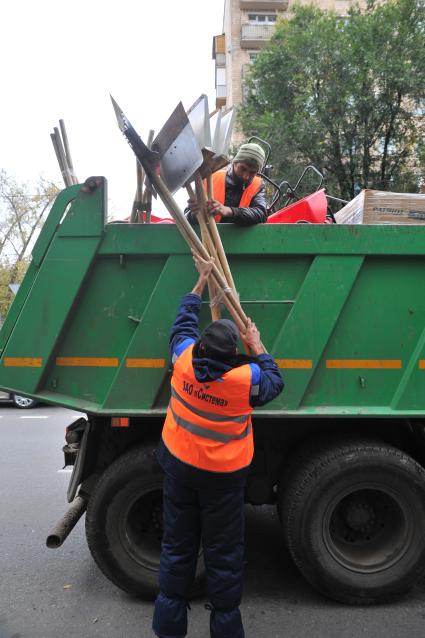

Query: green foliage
<box><xmin>0</xmin><ymin>260</ymin><xmax>29</xmax><ymax>322</ymax></box>
<box><xmin>241</xmin><ymin>0</ymin><xmax>425</xmax><ymax>200</ymax></box>
<box><xmin>0</xmin><ymin>171</ymin><xmax>58</xmax><ymax>320</ymax></box>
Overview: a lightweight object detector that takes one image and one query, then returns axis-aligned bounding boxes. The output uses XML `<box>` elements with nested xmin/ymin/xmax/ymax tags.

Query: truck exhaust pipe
<box><xmin>46</xmin><ymin>495</ymin><xmax>87</xmax><ymax>548</ymax></box>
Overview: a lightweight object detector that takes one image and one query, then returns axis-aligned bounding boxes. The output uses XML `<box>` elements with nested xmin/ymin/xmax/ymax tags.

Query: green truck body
<box><xmin>1</xmin><ymin>178</ymin><xmax>425</xmax><ymax>417</ymax></box>
<box><xmin>4</xmin><ymin>178</ymin><xmax>425</xmax><ymax>605</ymax></box>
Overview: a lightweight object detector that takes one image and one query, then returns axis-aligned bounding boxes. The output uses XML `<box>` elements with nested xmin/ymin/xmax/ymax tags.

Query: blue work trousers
<box><xmin>152</xmin><ymin>472</ymin><xmax>246</xmax><ymax>638</ymax></box>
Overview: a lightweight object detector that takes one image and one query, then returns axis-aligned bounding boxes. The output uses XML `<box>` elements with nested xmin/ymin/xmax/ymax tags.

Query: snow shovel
<box><xmin>186</xmin><ymin>96</ymin><xmax>237</xmax><ymax>296</ymax></box>
<box><xmin>110</xmin><ymin>96</ymin><xmax>249</xmax><ymax>331</ymax></box>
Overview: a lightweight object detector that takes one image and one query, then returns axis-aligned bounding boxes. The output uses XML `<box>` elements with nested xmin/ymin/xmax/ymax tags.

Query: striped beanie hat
<box><xmin>233</xmin><ymin>142</ymin><xmax>265</xmax><ymax>172</ymax></box>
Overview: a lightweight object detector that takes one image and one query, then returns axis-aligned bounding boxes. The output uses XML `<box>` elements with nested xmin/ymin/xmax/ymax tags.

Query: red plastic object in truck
<box><xmin>267</xmin><ymin>189</ymin><xmax>328</xmax><ymax>224</ymax></box>
<box><xmin>122</xmin><ymin>213</ymin><xmax>174</xmax><ymax>223</ymax></box>
<box><xmin>149</xmin><ymin>213</ymin><xmax>174</xmax><ymax>224</ymax></box>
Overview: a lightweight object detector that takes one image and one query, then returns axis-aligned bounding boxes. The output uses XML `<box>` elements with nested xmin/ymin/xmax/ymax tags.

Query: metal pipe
<box><xmin>46</xmin><ymin>495</ymin><xmax>87</xmax><ymax>548</ymax></box>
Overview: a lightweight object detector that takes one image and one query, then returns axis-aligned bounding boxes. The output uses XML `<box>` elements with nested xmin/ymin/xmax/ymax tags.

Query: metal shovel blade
<box><xmin>212</xmin><ymin>107</ymin><xmax>235</xmax><ymax>158</ymax></box>
<box><xmin>110</xmin><ymin>95</ymin><xmax>159</xmax><ymax>198</ymax></box>
<box><xmin>187</xmin><ymin>94</ymin><xmax>212</xmax><ymax>150</ymax></box>
<box><xmin>186</xmin><ymin>96</ymin><xmax>231</xmax><ymax>179</ymax></box>
<box><xmin>198</xmin><ymin>148</ymin><xmax>229</xmax><ymax>179</ymax></box>
<box><xmin>152</xmin><ymin>102</ymin><xmax>203</xmax><ymax>194</ymax></box>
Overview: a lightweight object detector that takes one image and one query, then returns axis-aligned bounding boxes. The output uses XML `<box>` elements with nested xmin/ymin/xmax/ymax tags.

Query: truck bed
<box><xmin>1</xmin><ymin>178</ymin><xmax>425</xmax><ymax>417</ymax></box>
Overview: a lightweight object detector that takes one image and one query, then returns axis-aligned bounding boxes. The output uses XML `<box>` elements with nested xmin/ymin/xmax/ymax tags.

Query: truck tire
<box><xmin>279</xmin><ymin>438</ymin><xmax>425</xmax><ymax>604</ymax></box>
<box><xmin>85</xmin><ymin>444</ymin><xmax>205</xmax><ymax>598</ymax></box>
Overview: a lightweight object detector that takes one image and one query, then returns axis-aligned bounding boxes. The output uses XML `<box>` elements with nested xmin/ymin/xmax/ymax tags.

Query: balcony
<box><xmin>241</xmin><ymin>23</ymin><xmax>276</xmax><ymax>48</ymax></box>
<box><xmin>240</xmin><ymin>0</ymin><xmax>288</xmax><ymax>9</ymax></box>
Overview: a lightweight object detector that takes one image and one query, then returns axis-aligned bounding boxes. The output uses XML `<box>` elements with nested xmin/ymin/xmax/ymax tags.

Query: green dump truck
<box><xmin>2</xmin><ymin>177</ymin><xmax>425</xmax><ymax>604</ymax></box>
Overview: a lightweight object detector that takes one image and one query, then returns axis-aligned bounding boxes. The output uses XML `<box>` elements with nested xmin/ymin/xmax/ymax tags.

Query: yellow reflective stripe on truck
<box><xmin>126</xmin><ymin>359</ymin><xmax>165</xmax><ymax>368</ymax></box>
<box><xmin>55</xmin><ymin>357</ymin><xmax>165</xmax><ymax>368</ymax></box>
<box><xmin>7</xmin><ymin>357</ymin><xmax>425</xmax><ymax>370</ymax></box>
<box><xmin>326</xmin><ymin>360</ymin><xmax>402</xmax><ymax>369</ymax></box>
<box><xmin>4</xmin><ymin>358</ymin><xmax>42</xmax><ymax>367</ymax></box>
<box><xmin>275</xmin><ymin>359</ymin><xmax>313</xmax><ymax>369</ymax></box>
<box><xmin>56</xmin><ymin>357</ymin><xmax>119</xmax><ymax>367</ymax></box>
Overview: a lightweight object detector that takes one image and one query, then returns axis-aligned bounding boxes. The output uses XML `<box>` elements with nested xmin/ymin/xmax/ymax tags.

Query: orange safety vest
<box><xmin>162</xmin><ymin>344</ymin><xmax>254</xmax><ymax>473</ymax></box>
<box><xmin>209</xmin><ymin>170</ymin><xmax>263</xmax><ymax>222</ymax></box>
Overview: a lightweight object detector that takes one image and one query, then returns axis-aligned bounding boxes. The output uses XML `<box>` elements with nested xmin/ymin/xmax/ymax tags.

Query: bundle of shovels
<box><xmin>111</xmin><ymin>94</ymin><xmax>263</xmax><ymax>349</ymax></box>
<box><xmin>50</xmin><ymin>120</ymin><xmax>78</xmax><ymax>187</ymax></box>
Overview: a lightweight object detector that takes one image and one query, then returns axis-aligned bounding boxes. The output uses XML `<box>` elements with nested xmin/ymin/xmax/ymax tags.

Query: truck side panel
<box><xmin>1</xmin><ymin>180</ymin><xmax>425</xmax><ymax>417</ymax></box>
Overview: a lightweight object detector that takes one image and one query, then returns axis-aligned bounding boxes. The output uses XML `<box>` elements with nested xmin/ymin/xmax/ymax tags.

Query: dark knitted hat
<box><xmin>200</xmin><ymin>319</ymin><xmax>240</xmax><ymax>357</ymax></box>
<box><xmin>233</xmin><ymin>142</ymin><xmax>265</xmax><ymax>172</ymax></box>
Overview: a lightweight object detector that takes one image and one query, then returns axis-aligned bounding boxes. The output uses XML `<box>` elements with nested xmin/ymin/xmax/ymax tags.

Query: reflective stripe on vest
<box><xmin>162</xmin><ymin>344</ymin><xmax>254</xmax><ymax>472</ymax></box>
<box><xmin>210</xmin><ymin>170</ymin><xmax>262</xmax><ymax>222</ymax></box>
<box><xmin>171</xmin><ymin>386</ymin><xmax>250</xmax><ymax>424</ymax></box>
<box><xmin>169</xmin><ymin>402</ymin><xmax>252</xmax><ymax>443</ymax></box>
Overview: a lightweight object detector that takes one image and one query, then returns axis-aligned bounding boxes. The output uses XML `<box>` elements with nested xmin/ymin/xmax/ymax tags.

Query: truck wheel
<box><xmin>279</xmin><ymin>438</ymin><xmax>425</xmax><ymax>604</ymax></box>
<box><xmin>85</xmin><ymin>445</ymin><xmax>205</xmax><ymax>599</ymax></box>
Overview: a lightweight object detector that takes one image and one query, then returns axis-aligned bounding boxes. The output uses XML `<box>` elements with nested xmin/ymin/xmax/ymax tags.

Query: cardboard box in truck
<box><xmin>335</xmin><ymin>189</ymin><xmax>425</xmax><ymax>224</ymax></box>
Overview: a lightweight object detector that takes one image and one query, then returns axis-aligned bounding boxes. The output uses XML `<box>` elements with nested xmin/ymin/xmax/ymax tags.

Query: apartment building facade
<box><xmin>213</xmin><ymin>0</ymin><xmax>359</xmax><ymax>112</ymax></box>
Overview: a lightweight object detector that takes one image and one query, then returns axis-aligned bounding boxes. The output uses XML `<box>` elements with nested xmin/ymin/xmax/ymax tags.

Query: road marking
<box><xmin>20</xmin><ymin>415</ymin><xmax>49</xmax><ymax>419</ymax></box>
<box><xmin>57</xmin><ymin>468</ymin><xmax>72</xmax><ymax>473</ymax></box>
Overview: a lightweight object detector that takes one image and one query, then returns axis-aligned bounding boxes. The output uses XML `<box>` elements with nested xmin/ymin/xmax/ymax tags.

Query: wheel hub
<box><xmin>345</xmin><ymin>501</ymin><xmax>376</xmax><ymax>532</ymax></box>
<box><xmin>325</xmin><ymin>486</ymin><xmax>411</xmax><ymax>574</ymax></box>
<box><xmin>120</xmin><ymin>489</ymin><xmax>164</xmax><ymax>568</ymax></box>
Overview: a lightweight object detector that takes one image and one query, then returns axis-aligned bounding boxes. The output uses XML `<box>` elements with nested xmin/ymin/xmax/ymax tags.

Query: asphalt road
<box><xmin>1</xmin><ymin>405</ymin><xmax>425</xmax><ymax>638</ymax></box>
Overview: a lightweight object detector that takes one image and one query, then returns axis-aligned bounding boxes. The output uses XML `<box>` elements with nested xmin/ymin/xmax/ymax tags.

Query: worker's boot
<box><xmin>152</xmin><ymin>593</ymin><xmax>188</xmax><ymax>638</ymax></box>
<box><xmin>207</xmin><ymin>604</ymin><xmax>245</xmax><ymax>638</ymax></box>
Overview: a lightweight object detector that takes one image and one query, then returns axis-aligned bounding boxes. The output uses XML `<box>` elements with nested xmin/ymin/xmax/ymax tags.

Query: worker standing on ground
<box><xmin>186</xmin><ymin>142</ymin><xmax>268</xmax><ymax>225</ymax></box>
<box><xmin>152</xmin><ymin>252</ymin><xmax>284</xmax><ymax>638</ymax></box>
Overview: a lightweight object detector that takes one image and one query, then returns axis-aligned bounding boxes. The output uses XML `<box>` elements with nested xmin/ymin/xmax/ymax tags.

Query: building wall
<box><xmin>214</xmin><ymin>0</ymin><xmax>363</xmax><ymax>143</ymax></box>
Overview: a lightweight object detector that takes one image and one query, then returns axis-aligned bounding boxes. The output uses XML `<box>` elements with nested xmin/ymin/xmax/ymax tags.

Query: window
<box><xmin>248</xmin><ymin>51</ymin><xmax>259</xmax><ymax>62</ymax></box>
<box><xmin>217</xmin><ymin>85</ymin><xmax>227</xmax><ymax>99</ymax></box>
<box><xmin>216</xmin><ymin>68</ymin><xmax>226</xmax><ymax>86</ymax></box>
<box><xmin>248</xmin><ymin>13</ymin><xmax>277</xmax><ymax>24</ymax></box>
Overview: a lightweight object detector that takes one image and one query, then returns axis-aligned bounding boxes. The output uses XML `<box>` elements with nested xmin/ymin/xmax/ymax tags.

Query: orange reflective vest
<box><xmin>210</xmin><ymin>170</ymin><xmax>263</xmax><ymax>222</ymax></box>
<box><xmin>162</xmin><ymin>344</ymin><xmax>254</xmax><ymax>473</ymax></box>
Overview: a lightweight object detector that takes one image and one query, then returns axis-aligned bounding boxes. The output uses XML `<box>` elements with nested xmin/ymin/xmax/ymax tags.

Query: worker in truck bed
<box><xmin>152</xmin><ymin>252</ymin><xmax>284</xmax><ymax>638</ymax></box>
<box><xmin>185</xmin><ymin>142</ymin><xmax>268</xmax><ymax>225</ymax></box>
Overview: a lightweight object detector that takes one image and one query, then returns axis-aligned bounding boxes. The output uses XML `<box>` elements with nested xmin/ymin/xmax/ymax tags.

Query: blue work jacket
<box><xmin>157</xmin><ymin>293</ymin><xmax>284</xmax><ymax>488</ymax></box>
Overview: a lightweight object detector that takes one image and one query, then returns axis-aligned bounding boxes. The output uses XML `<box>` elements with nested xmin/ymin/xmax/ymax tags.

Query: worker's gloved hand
<box><xmin>206</xmin><ymin>199</ymin><xmax>233</xmax><ymax>219</ymax></box>
<box><xmin>241</xmin><ymin>318</ymin><xmax>265</xmax><ymax>356</ymax></box>
<box><xmin>187</xmin><ymin>198</ymin><xmax>202</xmax><ymax>216</ymax></box>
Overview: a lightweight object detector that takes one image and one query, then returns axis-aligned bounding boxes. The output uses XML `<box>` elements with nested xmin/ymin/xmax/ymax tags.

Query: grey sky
<box><xmin>1</xmin><ymin>0</ymin><xmax>225</xmax><ymax>218</ymax></box>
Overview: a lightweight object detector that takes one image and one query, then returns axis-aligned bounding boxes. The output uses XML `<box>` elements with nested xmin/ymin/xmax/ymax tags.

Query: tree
<box><xmin>0</xmin><ymin>260</ymin><xmax>30</xmax><ymax>321</ymax></box>
<box><xmin>0</xmin><ymin>171</ymin><xmax>58</xmax><ymax>319</ymax></box>
<box><xmin>240</xmin><ymin>0</ymin><xmax>425</xmax><ymax>201</ymax></box>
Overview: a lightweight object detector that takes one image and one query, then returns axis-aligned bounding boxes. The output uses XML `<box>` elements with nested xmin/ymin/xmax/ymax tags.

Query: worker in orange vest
<box><xmin>153</xmin><ymin>252</ymin><xmax>284</xmax><ymax>638</ymax></box>
<box><xmin>186</xmin><ymin>142</ymin><xmax>268</xmax><ymax>225</ymax></box>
